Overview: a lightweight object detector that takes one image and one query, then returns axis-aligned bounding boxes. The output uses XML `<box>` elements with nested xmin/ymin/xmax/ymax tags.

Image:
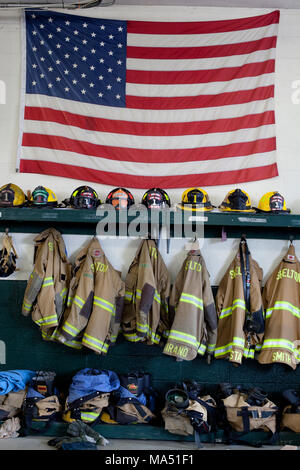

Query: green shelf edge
<box><xmin>0</xmin><ymin>208</ymin><xmax>300</xmax><ymax>238</ymax></box>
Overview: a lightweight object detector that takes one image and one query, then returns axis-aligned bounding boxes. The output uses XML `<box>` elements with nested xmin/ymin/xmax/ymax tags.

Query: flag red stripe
<box><xmin>19</xmin><ymin>159</ymin><xmax>279</xmax><ymax>188</ymax></box>
<box><xmin>22</xmin><ymin>133</ymin><xmax>276</xmax><ymax>163</ymax></box>
<box><xmin>127</xmin><ymin>11</ymin><xmax>280</xmax><ymax>35</ymax></box>
<box><xmin>127</xmin><ymin>36</ymin><xmax>277</xmax><ymax>60</ymax></box>
<box><xmin>24</xmin><ymin>106</ymin><xmax>275</xmax><ymax>136</ymax></box>
<box><xmin>126</xmin><ymin>59</ymin><xmax>275</xmax><ymax>84</ymax></box>
<box><xmin>126</xmin><ymin>85</ymin><xmax>274</xmax><ymax>110</ymax></box>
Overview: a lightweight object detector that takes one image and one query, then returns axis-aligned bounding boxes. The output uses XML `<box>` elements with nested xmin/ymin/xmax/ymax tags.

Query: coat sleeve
<box><xmin>58</xmin><ymin>256</ymin><xmax>94</xmax><ymax>342</ymax></box>
<box><xmin>202</xmin><ymin>265</ymin><xmax>218</xmax><ymax>356</ymax></box>
<box><xmin>109</xmin><ymin>277</ymin><xmax>125</xmax><ymax>345</ymax></box>
<box><xmin>21</xmin><ymin>241</ymin><xmax>48</xmax><ymax>317</ymax></box>
<box><xmin>135</xmin><ymin>243</ymin><xmax>156</xmax><ymax>339</ymax></box>
<box><xmin>157</xmin><ymin>268</ymin><xmax>171</xmax><ymax>340</ymax></box>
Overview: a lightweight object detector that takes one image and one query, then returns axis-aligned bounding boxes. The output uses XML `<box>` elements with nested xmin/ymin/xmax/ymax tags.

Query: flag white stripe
<box><xmin>127</xmin><ymin>48</ymin><xmax>276</xmax><ymax>71</ymax></box>
<box><xmin>25</xmin><ymin>94</ymin><xmax>275</xmax><ymax>124</ymax></box>
<box><xmin>127</xmin><ymin>23</ymin><xmax>278</xmax><ymax>48</ymax></box>
<box><xmin>126</xmin><ymin>73</ymin><xmax>274</xmax><ymax>97</ymax></box>
<box><xmin>21</xmin><ymin>147</ymin><xmax>277</xmax><ymax>176</ymax></box>
<box><xmin>23</xmin><ymin>120</ymin><xmax>276</xmax><ymax>150</ymax></box>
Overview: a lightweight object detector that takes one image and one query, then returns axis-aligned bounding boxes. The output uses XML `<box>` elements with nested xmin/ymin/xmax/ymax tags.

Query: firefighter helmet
<box><xmin>165</xmin><ymin>388</ymin><xmax>189</xmax><ymax>410</ymax></box>
<box><xmin>0</xmin><ymin>183</ymin><xmax>26</xmax><ymax>208</ymax></box>
<box><xmin>69</xmin><ymin>186</ymin><xmax>100</xmax><ymax>209</ymax></box>
<box><xmin>141</xmin><ymin>188</ymin><xmax>171</xmax><ymax>209</ymax></box>
<box><xmin>256</xmin><ymin>191</ymin><xmax>290</xmax><ymax>214</ymax></box>
<box><xmin>106</xmin><ymin>187</ymin><xmax>135</xmax><ymax>210</ymax></box>
<box><xmin>30</xmin><ymin>186</ymin><xmax>58</xmax><ymax>207</ymax></box>
<box><xmin>177</xmin><ymin>188</ymin><xmax>213</xmax><ymax>212</ymax></box>
<box><xmin>219</xmin><ymin>188</ymin><xmax>255</xmax><ymax>213</ymax></box>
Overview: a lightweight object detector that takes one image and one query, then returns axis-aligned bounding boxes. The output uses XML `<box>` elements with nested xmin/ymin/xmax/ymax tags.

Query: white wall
<box><xmin>0</xmin><ymin>4</ymin><xmax>299</xmax><ymax>284</ymax></box>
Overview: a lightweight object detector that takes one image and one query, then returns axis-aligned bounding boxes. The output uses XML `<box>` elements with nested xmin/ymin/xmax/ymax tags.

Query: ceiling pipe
<box><xmin>0</xmin><ymin>0</ymin><xmax>115</xmax><ymax>9</ymax></box>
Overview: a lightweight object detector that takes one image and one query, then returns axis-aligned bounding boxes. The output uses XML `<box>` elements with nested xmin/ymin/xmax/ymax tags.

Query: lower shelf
<box><xmin>25</xmin><ymin>421</ymin><xmax>300</xmax><ymax>446</ymax></box>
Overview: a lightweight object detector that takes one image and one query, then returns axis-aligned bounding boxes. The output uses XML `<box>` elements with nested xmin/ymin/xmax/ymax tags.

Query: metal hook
<box><xmin>289</xmin><ymin>235</ymin><xmax>294</xmax><ymax>245</ymax></box>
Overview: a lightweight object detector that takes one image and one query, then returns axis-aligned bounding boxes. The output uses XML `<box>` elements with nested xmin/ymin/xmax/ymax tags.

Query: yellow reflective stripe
<box><xmin>93</xmin><ymin>296</ymin><xmax>115</xmax><ymax>315</ymax></box>
<box><xmin>219</xmin><ymin>299</ymin><xmax>246</xmax><ymax>319</ymax></box>
<box><xmin>180</xmin><ymin>292</ymin><xmax>203</xmax><ymax>310</ymax></box>
<box><xmin>266</xmin><ymin>301</ymin><xmax>300</xmax><ymax>319</ymax></box>
<box><xmin>168</xmin><ymin>329</ymin><xmax>199</xmax><ymax>348</ymax></box>
<box><xmin>154</xmin><ymin>291</ymin><xmax>161</xmax><ymax>305</ymax></box>
<box><xmin>42</xmin><ymin>277</ymin><xmax>54</xmax><ymax>288</ymax></box>
<box><xmin>243</xmin><ymin>348</ymin><xmax>255</xmax><ymax>359</ymax></box>
<box><xmin>214</xmin><ymin>337</ymin><xmax>245</xmax><ymax>357</ymax></box>
<box><xmin>261</xmin><ymin>338</ymin><xmax>300</xmax><ymax>359</ymax></box>
<box><xmin>125</xmin><ymin>291</ymin><xmax>133</xmax><ymax>301</ymax></box>
<box><xmin>123</xmin><ymin>333</ymin><xmax>143</xmax><ymax>342</ymax></box>
<box><xmin>81</xmin><ymin>412</ymin><xmax>99</xmax><ymax>421</ymax></box>
<box><xmin>207</xmin><ymin>343</ymin><xmax>215</xmax><ymax>352</ymax></box>
<box><xmin>60</xmin><ymin>288</ymin><xmax>68</xmax><ymax>298</ymax></box>
<box><xmin>22</xmin><ymin>301</ymin><xmax>32</xmax><ymax>311</ymax></box>
<box><xmin>136</xmin><ymin>322</ymin><xmax>160</xmax><ymax>344</ymax></box>
<box><xmin>73</xmin><ymin>295</ymin><xmax>85</xmax><ymax>308</ymax></box>
<box><xmin>198</xmin><ymin>343</ymin><xmax>206</xmax><ymax>355</ymax></box>
<box><xmin>35</xmin><ymin>314</ymin><xmax>57</xmax><ymax>326</ymax></box>
<box><xmin>82</xmin><ymin>333</ymin><xmax>109</xmax><ymax>353</ymax></box>
<box><xmin>62</xmin><ymin>321</ymin><xmax>80</xmax><ymax>337</ymax></box>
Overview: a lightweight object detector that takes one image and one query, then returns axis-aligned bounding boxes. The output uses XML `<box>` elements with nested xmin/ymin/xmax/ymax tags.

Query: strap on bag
<box><xmin>239</xmin><ymin>236</ymin><xmax>252</xmax><ymax>348</ymax></box>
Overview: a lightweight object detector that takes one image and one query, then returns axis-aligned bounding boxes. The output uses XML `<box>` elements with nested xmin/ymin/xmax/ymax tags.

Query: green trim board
<box><xmin>0</xmin><ymin>207</ymin><xmax>299</xmax><ymax>238</ymax></box>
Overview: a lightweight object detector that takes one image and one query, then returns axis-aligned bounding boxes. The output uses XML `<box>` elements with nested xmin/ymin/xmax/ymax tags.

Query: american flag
<box><xmin>18</xmin><ymin>9</ymin><xmax>280</xmax><ymax>189</ymax></box>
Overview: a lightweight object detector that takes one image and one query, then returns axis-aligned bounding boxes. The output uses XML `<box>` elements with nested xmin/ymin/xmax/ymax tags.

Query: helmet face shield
<box><xmin>31</xmin><ymin>186</ymin><xmax>57</xmax><ymax>207</ymax></box>
<box><xmin>219</xmin><ymin>188</ymin><xmax>254</xmax><ymax>212</ymax></box>
<box><xmin>0</xmin><ymin>189</ymin><xmax>14</xmax><ymax>206</ymax></box>
<box><xmin>76</xmin><ymin>194</ymin><xmax>97</xmax><ymax>209</ymax></box>
<box><xmin>106</xmin><ymin>188</ymin><xmax>135</xmax><ymax>210</ymax></box>
<box><xmin>269</xmin><ymin>193</ymin><xmax>284</xmax><ymax>212</ymax></box>
<box><xmin>142</xmin><ymin>188</ymin><xmax>170</xmax><ymax>209</ymax></box>
<box><xmin>177</xmin><ymin>187</ymin><xmax>213</xmax><ymax>212</ymax></box>
<box><xmin>32</xmin><ymin>187</ymin><xmax>48</xmax><ymax>205</ymax></box>
<box><xmin>146</xmin><ymin>191</ymin><xmax>163</xmax><ymax>208</ymax></box>
<box><xmin>228</xmin><ymin>189</ymin><xmax>249</xmax><ymax>211</ymax></box>
<box><xmin>70</xmin><ymin>186</ymin><xmax>100</xmax><ymax>209</ymax></box>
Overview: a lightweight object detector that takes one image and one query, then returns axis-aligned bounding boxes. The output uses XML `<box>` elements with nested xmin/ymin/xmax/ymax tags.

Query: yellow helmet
<box><xmin>256</xmin><ymin>191</ymin><xmax>290</xmax><ymax>214</ymax></box>
<box><xmin>0</xmin><ymin>183</ymin><xmax>26</xmax><ymax>207</ymax></box>
<box><xmin>219</xmin><ymin>188</ymin><xmax>254</xmax><ymax>213</ymax></box>
<box><xmin>177</xmin><ymin>188</ymin><xmax>213</xmax><ymax>212</ymax></box>
<box><xmin>30</xmin><ymin>186</ymin><xmax>58</xmax><ymax>207</ymax></box>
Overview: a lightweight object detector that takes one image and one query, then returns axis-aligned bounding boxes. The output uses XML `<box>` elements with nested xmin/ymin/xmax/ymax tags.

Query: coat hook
<box><xmin>289</xmin><ymin>235</ymin><xmax>294</xmax><ymax>245</ymax></box>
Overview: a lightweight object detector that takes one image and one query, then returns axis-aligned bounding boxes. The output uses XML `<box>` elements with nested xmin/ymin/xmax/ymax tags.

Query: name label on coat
<box><xmin>276</xmin><ymin>268</ymin><xmax>300</xmax><ymax>282</ymax></box>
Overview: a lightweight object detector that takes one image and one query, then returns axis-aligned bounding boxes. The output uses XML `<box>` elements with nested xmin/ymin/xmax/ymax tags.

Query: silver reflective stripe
<box><xmin>219</xmin><ymin>299</ymin><xmax>246</xmax><ymax>319</ymax></box>
<box><xmin>266</xmin><ymin>301</ymin><xmax>300</xmax><ymax>320</ymax></box>
<box><xmin>179</xmin><ymin>292</ymin><xmax>203</xmax><ymax>310</ymax></box>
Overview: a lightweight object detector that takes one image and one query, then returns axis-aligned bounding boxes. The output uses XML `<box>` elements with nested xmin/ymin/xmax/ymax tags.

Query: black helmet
<box><xmin>106</xmin><ymin>187</ymin><xmax>135</xmax><ymax>210</ymax></box>
<box><xmin>69</xmin><ymin>186</ymin><xmax>100</xmax><ymax>209</ymax></box>
<box><xmin>141</xmin><ymin>188</ymin><xmax>171</xmax><ymax>209</ymax></box>
<box><xmin>165</xmin><ymin>388</ymin><xmax>189</xmax><ymax>410</ymax></box>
